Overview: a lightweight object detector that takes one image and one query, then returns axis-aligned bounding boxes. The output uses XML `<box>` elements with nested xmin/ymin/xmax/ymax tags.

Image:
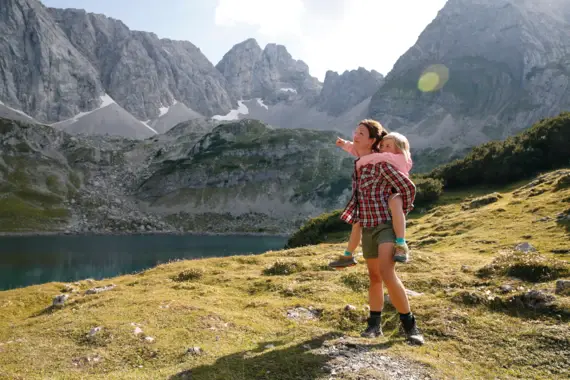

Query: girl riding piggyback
<box><xmin>329</xmin><ymin>130</ymin><xmax>413</xmax><ymax>269</ymax></box>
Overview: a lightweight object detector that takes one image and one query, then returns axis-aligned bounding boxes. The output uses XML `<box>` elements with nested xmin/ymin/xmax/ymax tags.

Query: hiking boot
<box><xmin>361</xmin><ymin>317</ymin><xmax>383</xmax><ymax>338</ymax></box>
<box><xmin>393</xmin><ymin>242</ymin><xmax>410</xmax><ymax>263</ymax></box>
<box><xmin>401</xmin><ymin>315</ymin><xmax>424</xmax><ymax>345</ymax></box>
<box><xmin>328</xmin><ymin>255</ymin><xmax>358</xmax><ymax>269</ymax></box>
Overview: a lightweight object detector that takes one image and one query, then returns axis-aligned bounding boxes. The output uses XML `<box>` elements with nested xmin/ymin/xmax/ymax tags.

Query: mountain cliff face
<box><xmin>48</xmin><ymin>7</ymin><xmax>236</xmax><ymax>120</ymax></box>
<box><xmin>216</xmin><ymin>38</ymin><xmax>322</xmax><ymax>103</ymax></box>
<box><xmin>369</xmin><ymin>0</ymin><xmax>570</xmax><ymax>151</ymax></box>
<box><xmin>317</xmin><ymin>68</ymin><xmax>384</xmax><ymax>116</ymax></box>
<box><xmin>0</xmin><ymin>0</ymin><xmax>103</xmax><ymax>123</ymax></box>
<box><xmin>0</xmin><ymin>0</ymin><xmax>235</xmax><ymax>137</ymax></box>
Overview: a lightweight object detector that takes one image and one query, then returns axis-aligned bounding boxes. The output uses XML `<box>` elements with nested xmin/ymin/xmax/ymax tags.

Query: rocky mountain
<box><xmin>0</xmin><ymin>0</ymin><xmax>235</xmax><ymax>138</ymax></box>
<box><xmin>48</xmin><ymin>7</ymin><xmax>235</xmax><ymax>119</ymax></box>
<box><xmin>216</xmin><ymin>38</ymin><xmax>322</xmax><ymax>103</ymax></box>
<box><xmin>369</xmin><ymin>0</ymin><xmax>570</xmax><ymax>152</ymax></box>
<box><xmin>317</xmin><ymin>68</ymin><xmax>384</xmax><ymax>116</ymax></box>
<box><xmin>0</xmin><ymin>0</ymin><xmax>103</xmax><ymax>123</ymax></box>
<box><xmin>0</xmin><ymin>117</ymin><xmax>352</xmax><ymax>233</ymax></box>
<box><xmin>214</xmin><ymin>41</ymin><xmax>384</xmax><ymax>129</ymax></box>
<box><xmin>3</xmin><ymin>0</ymin><xmax>570</xmax><ymax>166</ymax></box>
<box><xmin>136</xmin><ymin>119</ymin><xmax>353</xmax><ymax>232</ymax></box>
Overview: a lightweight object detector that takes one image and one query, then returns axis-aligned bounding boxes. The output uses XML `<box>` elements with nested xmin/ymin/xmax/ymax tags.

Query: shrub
<box><xmin>262</xmin><ymin>260</ymin><xmax>306</xmax><ymax>276</ymax></box>
<box><xmin>173</xmin><ymin>268</ymin><xmax>204</xmax><ymax>282</ymax></box>
<box><xmin>412</xmin><ymin>176</ymin><xmax>444</xmax><ymax>206</ymax></box>
<box><xmin>285</xmin><ymin>210</ymin><xmax>351</xmax><ymax>248</ymax></box>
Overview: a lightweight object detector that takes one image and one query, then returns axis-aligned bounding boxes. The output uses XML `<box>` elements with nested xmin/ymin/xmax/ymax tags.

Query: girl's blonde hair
<box><xmin>383</xmin><ymin>132</ymin><xmax>411</xmax><ymax>162</ymax></box>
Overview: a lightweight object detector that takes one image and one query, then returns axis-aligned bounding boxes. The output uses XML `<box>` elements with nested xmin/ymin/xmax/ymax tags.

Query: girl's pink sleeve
<box><xmin>340</xmin><ymin>140</ymin><xmax>358</xmax><ymax>157</ymax></box>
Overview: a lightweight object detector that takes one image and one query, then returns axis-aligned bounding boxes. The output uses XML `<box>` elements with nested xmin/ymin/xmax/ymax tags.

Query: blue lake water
<box><xmin>0</xmin><ymin>234</ymin><xmax>287</xmax><ymax>290</ymax></box>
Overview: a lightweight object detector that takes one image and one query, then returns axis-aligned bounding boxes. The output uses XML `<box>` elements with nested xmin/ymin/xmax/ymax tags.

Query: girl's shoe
<box><xmin>393</xmin><ymin>242</ymin><xmax>410</xmax><ymax>263</ymax></box>
<box><xmin>328</xmin><ymin>255</ymin><xmax>358</xmax><ymax>269</ymax></box>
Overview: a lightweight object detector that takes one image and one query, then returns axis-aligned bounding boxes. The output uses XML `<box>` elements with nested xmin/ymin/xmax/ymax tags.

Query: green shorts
<box><xmin>361</xmin><ymin>222</ymin><xmax>396</xmax><ymax>259</ymax></box>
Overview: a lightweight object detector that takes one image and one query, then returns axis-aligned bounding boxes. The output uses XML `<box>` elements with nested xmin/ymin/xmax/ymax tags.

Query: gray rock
<box><xmin>315</xmin><ymin>339</ymin><xmax>432</xmax><ymax>378</ymax></box>
<box><xmin>555</xmin><ymin>280</ymin><xmax>570</xmax><ymax>295</ymax></box>
<box><xmin>515</xmin><ymin>242</ymin><xmax>536</xmax><ymax>253</ymax></box>
<box><xmin>286</xmin><ymin>307</ymin><xmax>321</xmax><ymax>320</ymax></box>
<box><xmin>52</xmin><ymin>294</ymin><xmax>69</xmax><ymax>307</ymax></box>
<box><xmin>85</xmin><ymin>284</ymin><xmax>116</xmax><ymax>295</ymax></box>
<box><xmin>499</xmin><ymin>285</ymin><xmax>514</xmax><ymax>294</ymax></box>
<box><xmin>88</xmin><ymin>327</ymin><xmax>102</xmax><ymax>337</ymax></box>
<box><xmin>187</xmin><ymin>346</ymin><xmax>202</xmax><ymax>356</ymax></box>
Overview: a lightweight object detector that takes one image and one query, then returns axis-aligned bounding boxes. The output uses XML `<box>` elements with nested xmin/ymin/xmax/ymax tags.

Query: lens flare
<box><xmin>417</xmin><ymin>64</ymin><xmax>449</xmax><ymax>92</ymax></box>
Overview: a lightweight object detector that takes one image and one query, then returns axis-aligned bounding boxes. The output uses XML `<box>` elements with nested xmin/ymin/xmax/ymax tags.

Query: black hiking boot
<box><xmin>360</xmin><ymin>317</ymin><xmax>383</xmax><ymax>338</ymax></box>
<box><xmin>401</xmin><ymin>315</ymin><xmax>424</xmax><ymax>345</ymax></box>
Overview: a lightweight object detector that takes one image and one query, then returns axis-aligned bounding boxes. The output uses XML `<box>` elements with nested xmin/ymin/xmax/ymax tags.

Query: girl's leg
<box><xmin>346</xmin><ymin>222</ymin><xmax>361</xmax><ymax>254</ymax></box>
<box><xmin>389</xmin><ymin>194</ymin><xmax>409</xmax><ymax>263</ymax></box>
<box><xmin>389</xmin><ymin>194</ymin><xmax>405</xmax><ymax>240</ymax></box>
<box><xmin>328</xmin><ymin>223</ymin><xmax>361</xmax><ymax>268</ymax></box>
<box><xmin>377</xmin><ymin>242</ymin><xmax>424</xmax><ymax>345</ymax></box>
<box><xmin>361</xmin><ymin>258</ymin><xmax>384</xmax><ymax>337</ymax></box>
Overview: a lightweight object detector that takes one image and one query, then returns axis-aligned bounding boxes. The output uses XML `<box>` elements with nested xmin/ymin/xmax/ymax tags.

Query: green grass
<box><xmin>0</xmin><ymin>195</ymin><xmax>69</xmax><ymax>231</ymax></box>
<box><xmin>0</xmin><ymin>170</ymin><xmax>568</xmax><ymax>379</ymax></box>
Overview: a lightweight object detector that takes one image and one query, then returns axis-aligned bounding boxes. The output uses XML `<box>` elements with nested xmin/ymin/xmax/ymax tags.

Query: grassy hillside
<box><xmin>1</xmin><ymin>169</ymin><xmax>568</xmax><ymax>379</ymax></box>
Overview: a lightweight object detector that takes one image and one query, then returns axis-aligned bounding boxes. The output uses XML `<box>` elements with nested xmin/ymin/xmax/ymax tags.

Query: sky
<box><xmin>40</xmin><ymin>0</ymin><xmax>449</xmax><ymax>81</ymax></box>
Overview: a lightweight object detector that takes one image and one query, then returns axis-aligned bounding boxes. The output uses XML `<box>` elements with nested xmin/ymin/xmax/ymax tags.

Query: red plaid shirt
<box><xmin>340</xmin><ymin>160</ymin><xmax>416</xmax><ymax>227</ymax></box>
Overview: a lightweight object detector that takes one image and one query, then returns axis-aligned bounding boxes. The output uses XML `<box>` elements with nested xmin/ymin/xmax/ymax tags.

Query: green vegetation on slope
<box><xmin>429</xmin><ymin>112</ymin><xmax>570</xmax><ymax>188</ymax></box>
<box><xmin>0</xmin><ymin>118</ymin><xmax>81</xmax><ymax>231</ymax></box>
<box><xmin>1</xmin><ymin>170</ymin><xmax>568</xmax><ymax>379</ymax></box>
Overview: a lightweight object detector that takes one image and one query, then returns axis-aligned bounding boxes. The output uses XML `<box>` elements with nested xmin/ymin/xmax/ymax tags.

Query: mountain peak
<box><xmin>217</xmin><ymin>39</ymin><xmax>320</xmax><ymax>100</ymax></box>
<box><xmin>317</xmin><ymin>68</ymin><xmax>384</xmax><ymax>116</ymax></box>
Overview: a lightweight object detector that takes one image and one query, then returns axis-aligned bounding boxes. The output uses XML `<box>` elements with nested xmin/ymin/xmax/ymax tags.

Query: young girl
<box><xmin>329</xmin><ymin>131</ymin><xmax>413</xmax><ymax>268</ymax></box>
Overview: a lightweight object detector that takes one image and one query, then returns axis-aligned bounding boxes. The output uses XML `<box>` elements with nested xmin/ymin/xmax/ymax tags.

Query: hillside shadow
<box><xmin>488</xmin><ymin>302</ymin><xmax>570</xmax><ymax>323</ymax></box>
<box><xmin>556</xmin><ymin>218</ymin><xmax>570</xmax><ymax>235</ymax></box>
<box><xmin>30</xmin><ymin>305</ymin><xmax>60</xmax><ymax>318</ymax></box>
<box><xmin>169</xmin><ymin>333</ymin><xmax>395</xmax><ymax>380</ymax></box>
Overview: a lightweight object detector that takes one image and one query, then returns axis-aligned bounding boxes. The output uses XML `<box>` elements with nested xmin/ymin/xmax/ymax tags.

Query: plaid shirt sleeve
<box><xmin>376</xmin><ymin>162</ymin><xmax>416</xmax><ymax>215</ymax></box>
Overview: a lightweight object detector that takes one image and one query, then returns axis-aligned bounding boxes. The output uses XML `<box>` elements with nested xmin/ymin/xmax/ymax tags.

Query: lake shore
<box><xmin>0</xmin><ymin>230</ymin><xmax>291</xmax><ymax>238</ymax></box>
